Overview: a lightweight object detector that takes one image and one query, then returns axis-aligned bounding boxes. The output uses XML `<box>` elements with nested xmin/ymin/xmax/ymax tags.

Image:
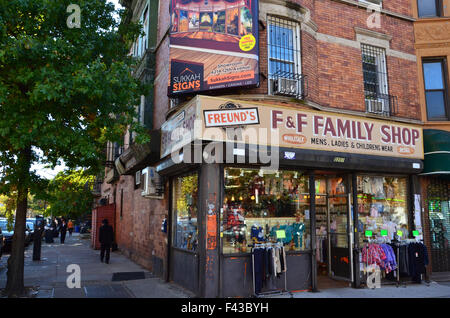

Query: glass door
<box><xmin>327</xmin><ymin>175</ymin><xmax>353</xmax><ymax>281</ymax></box>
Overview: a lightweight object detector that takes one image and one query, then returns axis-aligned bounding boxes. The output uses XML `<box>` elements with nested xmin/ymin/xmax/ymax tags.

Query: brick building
<box><xmin>96</xmin><ymin>0</ymin><xmax>429</xmax><ymax>297</ymax></box>
<box><xmin>413</xmin><ymin>0</ymin><xmax>450</xmax><ymax>278</ymax></box>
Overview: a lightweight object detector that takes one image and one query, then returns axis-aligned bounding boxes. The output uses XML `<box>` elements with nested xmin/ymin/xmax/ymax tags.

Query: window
<box><xmin>132</xmin><ymin>4</ymin><xmax>149</xmax><ymax>58</ymax></box>
<box><xmin>267</xmin><ymin>16</ymin><xmax>303</xmax><ymax>99</ymax></box>
<box><xmin>172</xmin><ymin>173</ymin><xmax>198</xmax><ymax>251</ymax></box>
<box><xmin>423</xmin><ymin>59</ymin><xmax>449</xmax><ymax>120</ymax></box>
<box><xmin>357</xmin><ymin>176</ymin><xmax>408</xmax><ymax>245</ymax></box>
<box><xmin>361</xmin><ymin>44</ymin><xmax>392</xmax><ymax>115</ymax></box>
<box><xmin>222</xmin><ymin>168</ymin><xmax>311</xmax><ymax>254</ymax></box>
<box><xmin>417</xmin><ymin>0</ymin><xmax>442</xmax><ymax>17</ymax></box>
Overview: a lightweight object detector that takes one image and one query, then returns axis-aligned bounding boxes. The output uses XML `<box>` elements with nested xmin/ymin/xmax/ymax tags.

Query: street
<box><xmin>0</xmin><ymin>233</ymin><xmax>194</xmax><ymax>298</ymax></box>
<box><xmin>1</xmin><ymin>233</ymin><xmax>450</xmax><ymax>298</ymax></box>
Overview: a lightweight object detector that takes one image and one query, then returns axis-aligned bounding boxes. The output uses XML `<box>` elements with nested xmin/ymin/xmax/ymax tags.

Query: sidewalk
<box><xmin>266</xmin><ymin>281</ymin><xmax>450</xmax><ymax>298</ymax></box>
<box><xmin>1</xmin><ymin>234</ymin><xmax>450</xmax><ymax>298</ymax></box>
<box><xmin>0</xmin><ymin>233</ymin><xmax>194</xmax><ymax>298</ymax></box>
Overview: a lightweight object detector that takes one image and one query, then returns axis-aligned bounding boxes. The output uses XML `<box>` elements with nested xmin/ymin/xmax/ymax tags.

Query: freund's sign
<box><xmin>161</xmin><ymin>96</ymin><xmax>424</xmax><ymax>160</ymax></box>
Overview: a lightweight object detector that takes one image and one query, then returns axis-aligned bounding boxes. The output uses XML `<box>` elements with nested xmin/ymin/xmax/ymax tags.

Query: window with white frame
<box><xmin>132</xmin><ymin>3</ymin><xmax>149</xmax><ymax>58</ymax></box>
<box><xmin>267</xmin><ymin>16</ymin><xmax>303</xmax><ymax>99</ymax></box>
<box><xmin>361</xmin><ymin>44</ymin><xmax>391</xmax><ymax>115</ymax></box>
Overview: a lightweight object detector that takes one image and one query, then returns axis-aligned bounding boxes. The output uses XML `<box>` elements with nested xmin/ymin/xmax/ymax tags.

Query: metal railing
<box><xmin>364</xmin><ymin>91</ymin><xmax>398</xmax><ymax>117</ymax></box>
<box><xmin>104</xmin><ymin>144</ymin><xmax>124</xmax><ymax>168</ymax></box>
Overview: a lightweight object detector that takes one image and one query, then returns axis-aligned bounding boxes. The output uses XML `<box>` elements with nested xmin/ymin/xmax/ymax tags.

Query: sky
<box><xmin>31</xmin><ymin>0</ymin><xmax>123</xmax><ymax>180</ymax></box>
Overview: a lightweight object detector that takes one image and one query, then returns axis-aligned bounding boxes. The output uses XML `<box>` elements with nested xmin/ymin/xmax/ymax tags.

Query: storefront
<box><xmin>420</xmin><ymin>129</ymin><xmax>450</xmax><ymax>274</ymax></box>
<box><xmin>157</xmin><ymin>95</ymin><xmax>424</xmax><ymax>297</ymax></box>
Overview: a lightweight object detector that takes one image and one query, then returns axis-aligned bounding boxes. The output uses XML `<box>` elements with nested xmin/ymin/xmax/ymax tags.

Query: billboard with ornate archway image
<box><xmin>169</xmin><ymin>0</ymin><xmax>259</xmax><ymax>96</ymax></box>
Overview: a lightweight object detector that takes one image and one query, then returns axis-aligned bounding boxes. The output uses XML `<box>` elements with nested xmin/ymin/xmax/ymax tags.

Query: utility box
<box><xmin>91</xmin><ymin>203</ymin><xmax>116</xmax><ymax>250</ymax></box>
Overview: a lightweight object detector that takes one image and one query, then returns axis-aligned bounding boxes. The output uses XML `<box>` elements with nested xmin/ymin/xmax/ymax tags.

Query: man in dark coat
<box><xmin>99</xmin><ymin>219</ymin><xmax>114</xmax><ymax>264</ymax></box>
<box><xmin>60</xmin><ymin>219</ymin><xmax>68</xmax><ymax>244</ymax></box>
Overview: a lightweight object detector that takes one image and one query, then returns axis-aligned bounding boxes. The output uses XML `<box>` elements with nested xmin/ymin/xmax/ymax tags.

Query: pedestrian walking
<box><xmin>60</xmin><ymin>219</ymin><xmax>68</xmax><ymax>244</ymax></box>
<box><xmin>99</xmin><ymin>219</ymin><xmax>114</xmax><ymax>264</ymax></box>
<box><xmin>68</xmin><ymin>219</ymin><xmax>74</xmax><ymax>237</ymax></box>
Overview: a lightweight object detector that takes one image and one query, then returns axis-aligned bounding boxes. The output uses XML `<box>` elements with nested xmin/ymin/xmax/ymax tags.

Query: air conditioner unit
<box><xmin>115</xmin><ymin>157</ymin><xmax>126</xmax><ymax>175</ymax></box>
<box><xmin>365</xmin><ymin>98</ymin><xmax>388</xmax><ymax>115</ymax></box>
<box><xmin>361</xmin><ymin>0</ymin><xmax>383</xmax><ymax>7</ymax></box>
<box><xmin>272</xmin><ymin>78</ymin><xmax>301</xmax><ymax>98</ymax></box>
<box><xmin>141</xmin><ymin>167</ymin><xmax>164</xmax><ymax>199</ymax></box>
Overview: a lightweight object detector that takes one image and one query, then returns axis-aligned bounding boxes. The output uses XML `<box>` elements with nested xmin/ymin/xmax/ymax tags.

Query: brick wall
<box><xmin>112</xmin><ymin>175</ymin><xmax>169</xmax><ymax>273</ymax></box>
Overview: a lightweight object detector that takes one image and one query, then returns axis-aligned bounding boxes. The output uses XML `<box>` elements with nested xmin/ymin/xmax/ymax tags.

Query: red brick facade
<box><xmin>103</xmin><ymin>0</ymin><xmax>422</xmax><ymax>277</ymax></box>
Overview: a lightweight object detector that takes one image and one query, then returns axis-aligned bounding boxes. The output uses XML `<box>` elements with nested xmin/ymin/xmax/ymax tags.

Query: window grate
<box><xmin>361</xmin><ymin>44</ymin><xmax>397</xmax><ymax>116</ymax></box>
<box><xmin>267</xmin><ymin>16</ymin><xmax>306</xmax><ymax>99</ymax></box>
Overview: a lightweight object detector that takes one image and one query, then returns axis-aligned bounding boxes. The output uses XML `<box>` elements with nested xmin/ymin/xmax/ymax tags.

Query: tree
<box><xmin>0</xmin><ymin>0</ymin><xmax>149</xmax><ymax>297</ymax></box>
<box><xmin>44</xmin><ymin>169</ymin><xmax>95</xmax><ymax>220</ymax></box>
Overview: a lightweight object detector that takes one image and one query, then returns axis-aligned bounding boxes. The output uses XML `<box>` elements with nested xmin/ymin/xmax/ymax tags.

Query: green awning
<box><xmin>421</xmin><ymin>129</ymin><xmax>450</xmax><ymax>178</ymax></box>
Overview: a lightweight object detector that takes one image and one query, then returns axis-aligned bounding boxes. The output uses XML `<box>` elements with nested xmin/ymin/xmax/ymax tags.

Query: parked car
<box><xmin>80</xmin><ymin>220</ymin><xmax>92</xmax><ymax>234</ymax></box>
<box><xmin>0</xmin><ymin>226</ymin><xmax>4</xmax><ymax>259</ymax></box>
<box><xmin>25</xmin><ymin>219</ymin><xmax>35</xmax><ymax>245</ymax></box>
<box><xmin>0</xmin><ymin>218</ymin><xmax>34</xmax><ymax>253</ymax></box>
<box><xmin>0</xmin><ymin>219</ymin><xmax>14</xmax><ymax>253</ymax></box>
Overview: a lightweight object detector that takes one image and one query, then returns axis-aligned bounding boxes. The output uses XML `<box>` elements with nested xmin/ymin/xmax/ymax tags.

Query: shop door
<box><xmin>327</xmin><ymin>175</ymin><xmax>353</xmax><ymax>281</ymax></box>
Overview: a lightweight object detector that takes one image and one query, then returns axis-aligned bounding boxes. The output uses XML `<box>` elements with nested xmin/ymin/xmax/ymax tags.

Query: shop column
<box><xmin>198</xmin><ymin>163</ymin><xmax>221</xmax><ymax>298</ymax></box>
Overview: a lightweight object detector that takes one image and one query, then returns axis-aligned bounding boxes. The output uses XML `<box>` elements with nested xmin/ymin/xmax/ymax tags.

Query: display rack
<box><xmin>363</xmin><ymin>237</ymin><xmax>403</xmax><ymax>289</ymax></box>
<box><xmin>363</xmin><ymin>236</ymin><xmax>428</xmax><ymax>289</ymax></box>
<box><xmin>251</xmin><ymin>242</ymin><xmax>291</xmax><ymax>298</ymax></box>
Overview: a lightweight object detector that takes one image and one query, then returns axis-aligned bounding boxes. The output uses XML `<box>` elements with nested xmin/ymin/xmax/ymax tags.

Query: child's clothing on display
<box><xmin>292</xmin><ymin>222</ymin><xmax>305</xmax><ymax>248</ymax></box>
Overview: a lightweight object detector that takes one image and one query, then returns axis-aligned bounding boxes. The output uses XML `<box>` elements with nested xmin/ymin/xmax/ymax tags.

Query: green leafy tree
<box><xmin>0</xmin><ymin>0</ymin><xmax>149</xmax><ymax>297</ymax></box>
<box><xmin>44</xmin><ymin>169</ymin><xmax>95</xmax><ymax>220</ymax></box>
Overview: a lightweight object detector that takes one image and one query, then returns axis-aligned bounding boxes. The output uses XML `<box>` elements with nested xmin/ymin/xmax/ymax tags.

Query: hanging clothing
<box><xmin>408</xmin><ymin>242</ymin><xmax>429</xmax><ymax>283</ymax></box>
<box><xmin>292</xmin><ymin>222</ymin><xmax>305</xmax><ymax>248</ymax></box>
<box><xmin>253</xmin><ymin>248</ymin><xmax>265</xmax><ymax>294</ymax></box>
<box><xmin>251</xmin><ymin>225</ymin><xmax>265</xmax><ymax>242</ymax></box>
<box><xmin>380</xmin><ymin>244</ymin><xmax>397</xmax><ymax>273</ymax></box>
<box><xmin>362</xmin><ymin>243</ymin><xmax>387</xmax><ymax>269</ymax></box>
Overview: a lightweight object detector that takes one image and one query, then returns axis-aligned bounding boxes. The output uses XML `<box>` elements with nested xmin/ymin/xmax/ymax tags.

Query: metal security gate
<box><xmin>427</xmin><ymin>178</ymin><xmax>450</xmax><ymax>272</ymax></box>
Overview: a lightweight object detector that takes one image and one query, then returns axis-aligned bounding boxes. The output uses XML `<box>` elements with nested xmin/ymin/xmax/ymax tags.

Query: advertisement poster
<box><xmin>169</xmin><ymin>0</ymin><xmax>259</xmax><ymax>96</ymax></box>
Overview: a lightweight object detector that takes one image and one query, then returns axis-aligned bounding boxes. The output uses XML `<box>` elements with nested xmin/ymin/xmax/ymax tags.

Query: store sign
<box><xmin>168</xmin><ymin>0</ymin><xmax>259</xmax><ymax>96</ymax></box>
<box><xmin>161</xmin><ymin>96</ymin><xmax>425</xmax><ymax>160</ymax></box>
<box><xmin>160</xmin><ymin>99</ymin><xmax>199</xmax><ymax>159</ymax></box>
<box><xmin>204</xmin><ymin>108</ymin><xmax>259</xmax><ymax>127</ymax></box>
<box><xmin>199</xmin><ymin>96</ymin><xmax>424</xmax><ymax>160</ymax></box>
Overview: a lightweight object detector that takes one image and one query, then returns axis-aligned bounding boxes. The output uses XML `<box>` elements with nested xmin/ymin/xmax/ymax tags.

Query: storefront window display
<box><xmin>172</xmin><ymin>173</ymin><xmax>198</xmax><ymax>252</ymax></box>
<box><xmin>222</xmin><ymin>168</ymin><xmax>311</xmax><ymax>254</ymax></box>
<box><xmin>357</xmin><ymin>176</ymin><xmax>409</xmax><ymax>244</ymax></box>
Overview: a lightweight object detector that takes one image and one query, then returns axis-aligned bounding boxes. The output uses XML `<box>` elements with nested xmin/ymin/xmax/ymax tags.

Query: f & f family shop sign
<box><xmin>168</xmin><ymin>0</ymin><xmax>259</xmax><ymax>96</ymax></box>
<box><xmin>161</xmin><ymin>96</ymin><xmax>424</xmax><ymax>160</ymax></box>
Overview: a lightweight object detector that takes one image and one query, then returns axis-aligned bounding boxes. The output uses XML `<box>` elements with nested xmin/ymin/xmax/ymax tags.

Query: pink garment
<box><xmin>362</xmin><ymin>244</ymin><xmax>387</xmax><ymax>268</ymax></box>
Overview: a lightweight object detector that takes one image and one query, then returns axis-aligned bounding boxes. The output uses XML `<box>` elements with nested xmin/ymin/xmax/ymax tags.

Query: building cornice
<box><xmin>330</xmin><ymin>0</ymin><xmax>416</xmax><ymax>22</ymax></box>
<box><xmin>216</xmin><ymin>94</ymin><xmax>423</xmax><ymax>126</ymax></box>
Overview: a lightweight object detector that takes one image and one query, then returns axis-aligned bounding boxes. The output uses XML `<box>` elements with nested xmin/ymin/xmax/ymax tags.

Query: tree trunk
<box><xmin>5</xmin><ymin>147</ymin><xmax>32</xmax><ymax>297</ymax></box>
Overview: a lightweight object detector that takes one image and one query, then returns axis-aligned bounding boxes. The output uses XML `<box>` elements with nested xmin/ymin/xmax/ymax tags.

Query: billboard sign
<box><xmin>169</xmin><ymin>0</ymin><xmax>259</xmax><ymax>96</ymax></box>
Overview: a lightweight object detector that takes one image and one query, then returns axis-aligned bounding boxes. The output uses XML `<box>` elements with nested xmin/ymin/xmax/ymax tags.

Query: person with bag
<box><xmin>99</xmin><ymin>219</ymin><xmax>114</xmax><ymax>264</ymax></box>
